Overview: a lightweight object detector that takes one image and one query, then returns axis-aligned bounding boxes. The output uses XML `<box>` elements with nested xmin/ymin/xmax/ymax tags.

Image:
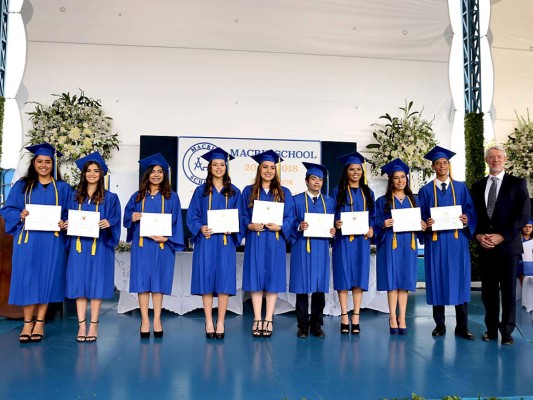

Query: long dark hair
<box><xmin>75</xmin><ymin>162</ymin><xmax>105</xmax><ymax>204</ymax></box>
<box><xmin>202</xmin><ymin>160</ymin><xmax>235</xmax><ymax>197</ymax></box>
<box><xmin>248</xmin><ymin>162</ymin><xmax>285</xmax><ymax>207</ymax></box>
<box><xmin>383</xmin><ymin>171</ymin><xmax>416</xmax><ymax>213</ymax></box>
<box><xmin>135</xmin><ymin>165</ymin><xmax>172</xmax><ymax>202</ymax></box>
<box><xmin>22</xmin><ymin>155</ymin><xmax>63</xmax><ymax>191</ymax></box>
<box><xmin>335</xmin><ymin>164</ymin><xmax>374</xmax><ymax>212</ymax></box>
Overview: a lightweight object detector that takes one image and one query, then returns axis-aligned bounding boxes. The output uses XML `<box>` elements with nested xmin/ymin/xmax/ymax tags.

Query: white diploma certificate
<box><xmin>140</xmin><ymin>213</ymin><xmax>172</xmax><ymax>237</ymax></box>
<box><xmin>303</xmin><ymin>213</ymin><xmax>335</xmax><ymax>238</ymax></box>
<box><xmin>24</xmin><ymin>204</ymin><xmax>62</xmax><ymax>232</ymax></box>
<box><xmin>67</xmin><ymin>209</ymin><xmax>101</xmax><ymax>238</ymax></box>
<box><xmin>391</xmin><ymin>207</ymin><xmax>422</xmax><ymax>232</ymax></box>
<box><xmin>430</xmin><ymin>205</ymin><xmax>463</xmax><ymax>231</ymax></box>
<box><xmin>251</xmin><ymin>200</ymin><xmax>284</xmax><ymax>226</ymax></box>
<box><xmin>522</xmin><ymin>240</ymin><xmax>533</xmax><ymax>262</ymax></box>
<box><xmin>340</xmin><ymin>211</ymin><xmax>369</xmax><ymax>236</ymax></box>
<box><xmin>208</xmin><ymin>209</ymin><xmax>240</xmax><ymax>234</ymax></box>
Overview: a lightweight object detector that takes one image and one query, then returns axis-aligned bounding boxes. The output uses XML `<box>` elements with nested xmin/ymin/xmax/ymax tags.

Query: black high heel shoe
<box><xmin>77</xmin><ymin>319</ymin><xmax>87</xmax><ymax>342</ymax></box>
<box><xmin>86</xmin><ymin>321</ymin><xmax>98</xmax><ymax>342</ymax></box>
<box><xmin>154</xmin><ymin>321</ymin><xmax>163</xmax><ymax>338</ymax></box>
<box><xmin>140</xmin><ymin>323</ymin><xmax>150</xmax><ymax>339</ymax></box>
<box><xmin>340</xmin><ymin>313</ymin><xmax>350</xmax><ymax>335</ymax></box>
<box><xmin>30</xmin><ymin>319</ymin><xmax>45</xmax><ymax>342</ymax></box>
<box><xmin>251</xmin><ymin>320</ymin><xmax>262</xmax><ymax>337</ymax></box>
<box><xmin>351</xmin><ymin>312</ymin><xmax>360</xmax><ymax>335</ymax></box>
<box><xmin>262</xmin><ymin>320</ymin><xmax>273</xmax><ymax>337</ymax></box>
<box><xmin>19</xmin><ymin>319</ymin><xmax>34</xmax><ymax>343</ymax></box>
<box><xmin>205</xmin><ymin>322</ymin><xmax>215</xmax><ymax>339</ymax></box>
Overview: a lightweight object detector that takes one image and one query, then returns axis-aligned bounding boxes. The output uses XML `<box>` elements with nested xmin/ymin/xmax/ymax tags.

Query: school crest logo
<box><xmin>182</xmin><ymin>142</ymin><xmax>217</xmax><ymax>185</ymax></box>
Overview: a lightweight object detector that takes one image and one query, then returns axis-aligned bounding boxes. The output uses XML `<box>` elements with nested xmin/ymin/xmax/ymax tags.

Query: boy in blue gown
<box><xmin>289</xmin><ymin>162</ymin><xmax>336</xmax><ymax>338</ymax></box>
<box><xmin>418</xmin><ymin>146</ymin><xmax>477</xmax><ymax>340</ymax></box>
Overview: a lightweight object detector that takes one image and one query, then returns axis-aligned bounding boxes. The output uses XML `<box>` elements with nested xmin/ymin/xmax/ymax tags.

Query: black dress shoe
<box><xmin>481</xmin><ymin>331</ymin><xmax>498</xmax><ymax>342</ymax></box>
<box><xmin>310</xmin><ymin>327</ymin><xmax>325</xmax><ymax>338</ymax></box>
<box><xmin>431</xmin><ymin>325</ymin><xmax>446</xmax><ymax>337</ymax></box>
<box><xmin>501</xmin><ymin>335</ymin><xmax>514</xmax><ymax>345</ymax></box>
<box><xmin>154</xmin><ymin>330</ymin><xmax>163</xmax><ymax>338</ymax></box>
<box><xmin>454</xmin><ymin>328</ymin><xmax>475</xmax><ymax>340</ymax></box>
<box><xmin>297</xmin><ymin>328</ymin><xmax>309</xmax><ymax>338</ymax></box>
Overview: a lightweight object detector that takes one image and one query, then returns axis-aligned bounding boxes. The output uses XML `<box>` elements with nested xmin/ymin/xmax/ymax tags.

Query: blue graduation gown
<box><xmin>0</xmin><ymin>179</ymin><xmax>71</xmax><ymax>305</ymax></box>
<box><xmin>331</xmin><ymin>186</ymin><xmax>375</xmax><ymax>291</ymax></box>
<box><xmin>418</xmin><ymin>180</ymin><xmax>476</xmax><ymax>305</ymax></box>
<box><xmin>124</xmin><ymin>191</ymin><xmax>185</xmax><ymax>295</ymax></box>
<box><xmin>289</xmin><ymin>193</ymin><xmax>335</xmax><ymax>294</ymax></box>
<box><xmin>65</xmin><ymin>191</ymin><xmax>121</xmax><ymax>299</ymax></box>
<box><xmin>374</xmin><ymin>195</ymin><xmax>421</xmax><ymax>292</ymax></box>
<box><xmin>240</xmin><ymin>185</ymin><xmax>295</xmax><ymax>292</ymax></box>
<box><xmin>187</xmin><ymin>184</ymin><xmax>243</xmax><ymax>296</ymax></box>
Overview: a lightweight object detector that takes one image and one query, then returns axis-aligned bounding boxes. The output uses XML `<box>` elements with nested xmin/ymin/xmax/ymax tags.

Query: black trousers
<box><xmin>479</xmin><ymin>250</ymin><xmax>518</xmax><ymax>335</ymax></box>
<box><xmin>295</xmin><ymin>293</ymin><xmax>325</xmax><ymax>330</ymax></box>
<box><xmin>432</xmin><ymin>303</ymin><xmax>469</xmax><ymax>331</ymax></box>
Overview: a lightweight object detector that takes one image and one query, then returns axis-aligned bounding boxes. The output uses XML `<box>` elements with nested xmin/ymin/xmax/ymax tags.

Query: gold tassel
<box><xmin>139</xmin><ymin>236</ymin><xmax>144</xmax><ymax>247</ymax></box>
<box><xmin>454</xmin><ymin>229</ymin><xmax>458</xmax><ymax>239</ymax></box>
<box><xmin>276</xmin><ymin>231</ymin><xmax>279</xmax><ymax>240</ymax></box>
<box><xmin>411</xmin><ymin>233</ymin><xmax>415</xmax><ymax>250</ymax></box>
<box><xmin>223</xmin><ymin>234</ymin><xmax>227</xmax><ymax>246</ymax></box>
<box><xmin>18</xmin><ymin>230</ymin><xmax>23</xmax><ymax>244</ymax></box>
<box><xmin>349</xmin><ymin>235</ymin><xmax>354</xmax><ymax>242</ymax></box>
<box><xmin>24</xmin><ymin>231</ymin><xmax>29</xmax><ymax>243</ymax></box>
<box><xmin>307</xmin><ymin>238</ymin><xmax>310</xmax><ymax>253</ymax></box>
<box><xmin>432</xmin><ymin>231</ymin><xmax>437</xmax><ymax>241</ymax></box>
<box><xmin>160</xmin><ymin>242</ymin><xmax>164</xmax><ymax>250</ymax></box>
<box><xmin>54</xmin><ymin>231</ymin><xmax>59</xmax><ymax>237</ymax></box>
<box><xmin>76</xmin><ymin>237</ymin><xmax>82</xmax><ymax>253</ymax></box>
<box><xmin>91</xmin><ymin>238</ymin><xmax>97</xmax><ymax>255</ymax></box>
<box><xmin>392</xmin><ymin>233</ymin><xmax>397</xmax><ymax>249</ymax></box>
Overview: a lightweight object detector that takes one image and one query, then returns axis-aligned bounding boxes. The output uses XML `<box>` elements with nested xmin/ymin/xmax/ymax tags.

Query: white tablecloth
<box><xmin>522</xmin><ymin>276</ymin><xmax>533</xmax><ymax>314</ymax></box>
<box><xmin>115</xmin><ymin>252</ymin><xmax>388</xmax><ymax>315</ymax></box>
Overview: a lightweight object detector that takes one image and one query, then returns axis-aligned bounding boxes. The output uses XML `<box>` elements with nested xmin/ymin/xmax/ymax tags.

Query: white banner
<box><xmin>177</xmin><ymin>137</ymin><xmax>321</xmax><ymax>208</ymax></box>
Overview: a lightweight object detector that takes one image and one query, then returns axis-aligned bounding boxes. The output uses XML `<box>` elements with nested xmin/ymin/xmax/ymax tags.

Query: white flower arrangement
<box><xmin>366</xmin><ymin>100</ymin><xmax>437</xmax><ymax>180</ymax></box>
<box><xmin>504</xmin><ymin>110</ymin><xmax>533</xmax><ymax>180</ymax></box>
<box><xmin>25</xmin><ymin>91</ymin><xmax>120</xmax><ymax>186</ymax></box>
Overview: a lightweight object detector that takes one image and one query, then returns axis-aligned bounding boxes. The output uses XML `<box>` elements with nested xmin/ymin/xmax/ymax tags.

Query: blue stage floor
<box><xmin>0</xmin><ymin>290</ymin><xmax>532</xmax><ymax>400</ymax></box>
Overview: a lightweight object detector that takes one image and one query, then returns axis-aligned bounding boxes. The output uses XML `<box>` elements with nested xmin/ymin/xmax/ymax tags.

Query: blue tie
<box><xmin>441</xmin><ymin>183</ymin><xmax>447</xmax><ymax>195</ymax></box>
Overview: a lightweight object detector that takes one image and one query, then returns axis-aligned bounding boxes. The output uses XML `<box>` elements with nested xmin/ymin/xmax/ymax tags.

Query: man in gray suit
<box><xmin>471</xmin><ymin>145</ymin><xmax>530</xmax><ymax>345</ymax></box>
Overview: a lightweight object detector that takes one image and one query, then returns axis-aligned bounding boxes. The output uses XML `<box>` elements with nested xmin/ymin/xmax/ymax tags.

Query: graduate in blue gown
<box><xmin>518</xmin><ymin>219</ymin><xmax>533</xmax><ymax>284</ymax></box>
<box><xmin>332</xmin><ymin>152</ymin><xmax>375</xmax><ymax>335</ymax></box>
<box><xmin>241</xmin><ymin>150</ymin><xmax>295</xmax><ymax>337</ymax></box>
<box><xmin>289</xmin><ymin>162</ymin><xmax>336</xmax><ymax>338</ymax></box>
<box><xmin>187</xmin><ymin>147</ymin><xmax>243</xmax><ymax>339</ymax></box>
<box><xmin>375</xmin><ymin>159</ymin><xmax>426</xmax><ymax>335</ymax></box>
<box><xmin>418</xmin><ymin>146</ymin><xmax>477</xmax><ymax>339</ymax></box>
<box><xmin>65</xmin><ymin>152</ymin><xmax>121</xmax><ymax>342</ymax></box>
<box><xmin>124</xmin><ymin>153</ymin><xmax>185</xmax><ymax>338</ymax></box>
<box><xmin>0</xmin><ymin>143</ymin><xmax>71</xmax><ymax>343</ymax></box>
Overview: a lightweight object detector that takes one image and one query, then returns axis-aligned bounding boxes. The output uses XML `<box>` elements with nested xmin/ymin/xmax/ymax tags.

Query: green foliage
<box><xmin>115</xmin><ymin>240</ymin><xmax>132</xmax><ymax>253</ymax></box>
<box><xmin>367</xmin><ymin>100</ymin><xmax>437</xmax><ymax>179</ymax></box>
<box><xmin>464</xmin><ymin>112</ymin><xmax>485</xmax><ymax>281</ymax></box>
<box><xmin>464</xmin><ymin>112</ymin><xmax>485</xmax><ymax>189</ymax></box>
<box><xmin>25</xmin><ymin>90</ymin><xmax>120</xmax><ymax>185</ymax></box>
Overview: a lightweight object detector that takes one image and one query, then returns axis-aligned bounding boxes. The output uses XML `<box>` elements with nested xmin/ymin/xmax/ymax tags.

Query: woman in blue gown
<box><xmin>240</xmin><ymin>150</ymin><xmax>295</xmax><ymax>337</ymax></box>
<box><xmin>65</xmin><ymin>152</ymin><xmax>121</xmax><ymax>342</ymax></box>
<box><xmin>0</xmin><ymin>143</ymin><xmax>71</xmax><ymax>343</ymax></box>
<box><xmin>124</xmin><ymin>154</ymin><xmax>185</xmax><ymax>338</ymax></box>
<box><xmin>375</xmin><ymin>159</ymin><xmax>426</xmax><ymax>335</ymax></box>
<box><xmin>289</xmin><ymin>162</ymin><xmax>336</xmax><ymax>338</ymax></box>
<box><xmin>187</xmin><ymin>147</ymin><xmax>243</xmax><ymax>339</ymax></box>
<box><xmin>518</xmin><ymin>219</ymin><xmax>533</xmax><ymax>284</ymax></box>
<box><xmin>332</xmin><ymin>152</ymin><xmax>375</xmax><ymax>335</ymax></box>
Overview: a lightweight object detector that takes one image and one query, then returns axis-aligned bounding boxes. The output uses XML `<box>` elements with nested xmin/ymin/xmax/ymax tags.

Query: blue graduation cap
<box><xmin>138</xmin><ymin>153</ymin><xmax>170</xmax><ymax>171</ymax></box>
<box><xmin>336</xmin><ymin>151</ymin><xmax>366</xmax><ymax>166</ymax></box>
<box><xmin>201</xmin><ymin>147</ymin><xmax>235</xmax><ymax>163</ymax></box>
<box><xmin>25</xmin><ymin>143</ymin><xmax>63</xmax><ymax>158</ymax></box>
<box><xmin>302</xmin><ymin>162</ymin><xmax>328</xmax><ymax>179</ymax></box>
<box><xmin>75</xmin><ymin>151</ymin><xmax>108</xmax><ymax>174</ymax></box>
<box><xmin>424</xmin><ymin>146</ymin><xmax>456</xmax><ymax>162</ymax></box>
<box><xmin>251</xmin><ymin>150</ymin><xmax>283</xmax><ymax>164</ymax></box>
<box><xmin>527</xmin><ymin>219</ymin><xmax>533</xmax><ymax>225</ymax></box>
<box><xmin>381</xmin><ymin>158</ymin><xmax>410</xmax><ymax>176</ymax></box>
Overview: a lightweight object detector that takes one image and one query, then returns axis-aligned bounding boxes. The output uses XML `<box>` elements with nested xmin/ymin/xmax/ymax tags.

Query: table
<box><xmin>115</xmin><ymin>252</ymin><xmax>388</xmax><ymax>315</ymax></box>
